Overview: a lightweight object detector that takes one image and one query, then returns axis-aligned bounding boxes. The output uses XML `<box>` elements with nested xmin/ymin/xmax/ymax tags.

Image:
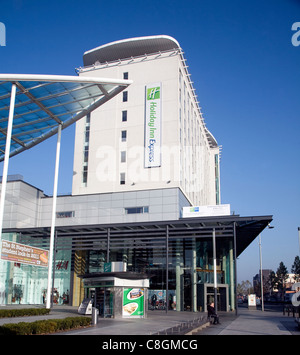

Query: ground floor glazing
<box><xmin>0</xmin><ymin>232</ymin><xmax>237</xmax><ymax>312</ymax></box>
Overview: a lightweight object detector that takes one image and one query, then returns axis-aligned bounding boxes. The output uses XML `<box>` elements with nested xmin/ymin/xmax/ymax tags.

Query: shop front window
<box><xmin>0</xmin><ymin>234</ymin><xmax>71</xmax><ymax>305</ymax></box>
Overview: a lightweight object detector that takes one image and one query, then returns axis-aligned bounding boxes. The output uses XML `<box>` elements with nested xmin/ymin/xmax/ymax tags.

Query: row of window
<box><xmin>56</xmin><ymin>206</ymin><xmax>149</xmax><ymax>218</ymax></box>
<box><xmin>81</xmin><ymin>73</ymin><xmax>129</xmax><ymax>185</ymax></box>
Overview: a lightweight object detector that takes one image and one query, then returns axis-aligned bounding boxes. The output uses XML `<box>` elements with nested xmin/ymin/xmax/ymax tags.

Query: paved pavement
<box><xmin>62</xmin><ymin>310</ymin><xmax>207</xmax><ymax>335</ymax></box>
<box><xmin>0</xmin><ymin>305</ymin><xmax>207</xmax><ymax>335</ymax></box>
<box><xmin>0</xmin><ymin>304</ymin><xmax>299</xmax><ymax>335</ymax></box>
<box><xmin>195</xmin><ymin>305</ymin><xmax>300</xmax><ymax>336</ymax></box>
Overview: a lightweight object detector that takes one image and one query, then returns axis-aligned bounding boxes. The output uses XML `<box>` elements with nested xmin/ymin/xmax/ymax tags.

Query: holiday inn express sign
<box><xmin>144</xmin><ymin>83</ymin><xmax>161</xmax><ymax>168</ymax></box>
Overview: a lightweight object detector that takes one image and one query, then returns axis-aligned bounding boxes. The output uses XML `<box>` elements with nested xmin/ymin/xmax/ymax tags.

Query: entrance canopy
<box><xmin>0</xmin><ymin>74</ymin><xmax>131</xmax><ymax>160</ymax></box>
<box><xmin>6</xmin><ymin>214</ymin><xmax>273</xmax><ymax>257</ymax></box>
<box><xmin>0</xmin><ymin>73</ymin><xmax>132</xmax><ymax>308</ymax></box>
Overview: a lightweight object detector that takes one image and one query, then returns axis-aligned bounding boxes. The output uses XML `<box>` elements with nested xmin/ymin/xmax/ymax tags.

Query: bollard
<box><xmin>92</xmin><ymin>307</ymin><xmax>99</xmax><ymax>325</ymax></box>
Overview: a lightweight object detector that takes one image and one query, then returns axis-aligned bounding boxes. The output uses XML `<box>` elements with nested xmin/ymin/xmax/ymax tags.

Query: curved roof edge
<box><xmin>205</xmin><ymin>128</ymin><xmax>219</xmax><ymax>148</ymax></box>
<box><xmin>0</xmin><ymin>73</ymin><xmax>131</xmax><ymax>86</ymax></box>
<box><xmin>83</xmin><ymin>35</ymin><xmax>181</xmax><ymax>67</ymax></box>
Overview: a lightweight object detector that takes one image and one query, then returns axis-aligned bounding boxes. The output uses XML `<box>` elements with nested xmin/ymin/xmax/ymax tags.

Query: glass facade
<box><xmin>0</xmin><ymin>233</ymin><xmax>71</xmax><ymax>305</ymax></box>
<box><xmin>81</xmin><ymin>236</ymin><xmax>236</xmax><ymax>312</ymax></box>
<box><xmin>0</xmin><ymin>231</ymin><xmax>236</xmax><ymax>312</ymax></box>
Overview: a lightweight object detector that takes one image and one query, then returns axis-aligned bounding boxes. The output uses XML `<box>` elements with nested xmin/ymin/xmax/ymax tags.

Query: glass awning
<box><xmin>0</xmin><ymin>74</ymin><xmax>132</xmax><ymax>160</ymax></box>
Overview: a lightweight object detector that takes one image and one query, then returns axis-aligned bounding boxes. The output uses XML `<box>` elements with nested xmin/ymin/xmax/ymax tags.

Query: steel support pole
<box><xmin>51</xmin><ymin>230</ymin><xmax>58</xmax><ymax>308</ymax></box>
<box><xmin>166</xmin><ymin>225</ymin><xmax>169</xmax><ymax>314</ymax></box>
<box><xmin>259</xmin><ymin>234</ymin><xmax>264</xmax><ymax>311</ymax></box>
<box><xmin>212</xmin><ymin>228</ymin><xmax>218</xmax><ymax>312</ymax></box>
<box><xmin>107</xmin><ymin>227</ymin><xmax>110</xmax><ymax>263</ymax></box>
<box><xmin>46</xmin><ymin>124</ymin><xmax>62</xmax><ymax>309</ymax></box>
<box><xmin>0</xmin><ymin>83</ymin><xmax>16</xmax><ymax>253</ymax></box>
<box><xmin>233</xmin><ymin>222</ymin><xmax>238</xmax><ymax>315</ymax></box>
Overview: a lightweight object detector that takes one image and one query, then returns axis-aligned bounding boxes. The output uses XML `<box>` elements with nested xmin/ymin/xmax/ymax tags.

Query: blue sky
<box><xmin>0</xmin><ymin>0</ymin><xmax>299</xmax><ymax>283</ymax></box>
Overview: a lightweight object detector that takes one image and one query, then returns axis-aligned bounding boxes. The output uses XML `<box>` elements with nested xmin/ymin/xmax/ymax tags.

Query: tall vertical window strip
<box><xmin>82</xmin><ymin>114</ymin><xmax>90</xmax><ymax>185</ymax></box>
<box><xmin>215</xmin><ymin>154</ymin><xmax>220</xmax><ymax>205</ymax></box>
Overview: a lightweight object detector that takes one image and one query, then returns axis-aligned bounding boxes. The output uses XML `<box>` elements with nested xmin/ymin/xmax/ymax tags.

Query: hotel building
<box><xmin>0</xmin><ymin>36</ymin><xmax>272</xmax><ymax>315</ymax></box>
<box><xmin>73</xmin><ymin>35</ymin><xmax>220</xmax><ymax>206</ymax></box>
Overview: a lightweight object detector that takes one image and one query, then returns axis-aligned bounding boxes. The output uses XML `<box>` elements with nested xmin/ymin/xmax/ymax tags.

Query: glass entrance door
<box><xmin>95</xmin><ymin>287</ymin><xmax>113</xmax><ymax>318</ymax></box>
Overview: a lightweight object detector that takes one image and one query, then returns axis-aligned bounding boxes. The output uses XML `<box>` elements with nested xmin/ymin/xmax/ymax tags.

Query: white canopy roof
<box><xmin>0</xmin><ymin>74</ymin><xmax>132</xmax><ymax>160</ymax></box>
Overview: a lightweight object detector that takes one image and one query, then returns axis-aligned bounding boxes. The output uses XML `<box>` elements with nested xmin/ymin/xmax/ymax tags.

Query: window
<box><xmin>125</xmin><ymin>206</ymin><xmax>149</xmax><ymax>214</ymax></box>
<box><xmin>121</xmin><ymin>151</ymin><xmax>126</xmax><ymax>163</ymax></box>
<box><xmin>122</xmin><ymin>110</ymin><xmax>127</xmax><ymax>122</ymax></box>
<box><xmin>83</xmin><ymin>166</ymin><xmax>88</xmax><ymax>184</ymax></box>
<box><xmin>123</xmin><ymin>91</ymin><xmax>128</xmax><ymax>102</ymax></box>
<box><xmin>121</xmin><ymin>130</ymin><xmax>127</xmax><ymax>142</ymax></box>
<box><xmin>123</xmin><ymin>72</ymin><xmax>128</xmax><ymax>79</ymax></box>
<box><xmin>56</xmin><ymin>211</ymin><xmax>75</xmax><ymax>218</ymax></box>
<box><xmin>120</xmin><ymin>172</ymin><xmax>126</xmax><ymax>185</ymax></box>
<box><xmin>84</xmin><ymin>125</ymin><xmax>90</xmax><ymax>143</ymax></box>
<box><xmin>84</xmin><ymin>146</ymin><xmax>89</xmax><ymax>163</ymax></box>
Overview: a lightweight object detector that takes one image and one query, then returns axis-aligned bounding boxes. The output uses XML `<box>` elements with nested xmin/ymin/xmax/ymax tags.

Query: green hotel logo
<box><xmin>147</xmin><ymin>86</ymin><xmax>160</xmax><ymax>100</ymax></box>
